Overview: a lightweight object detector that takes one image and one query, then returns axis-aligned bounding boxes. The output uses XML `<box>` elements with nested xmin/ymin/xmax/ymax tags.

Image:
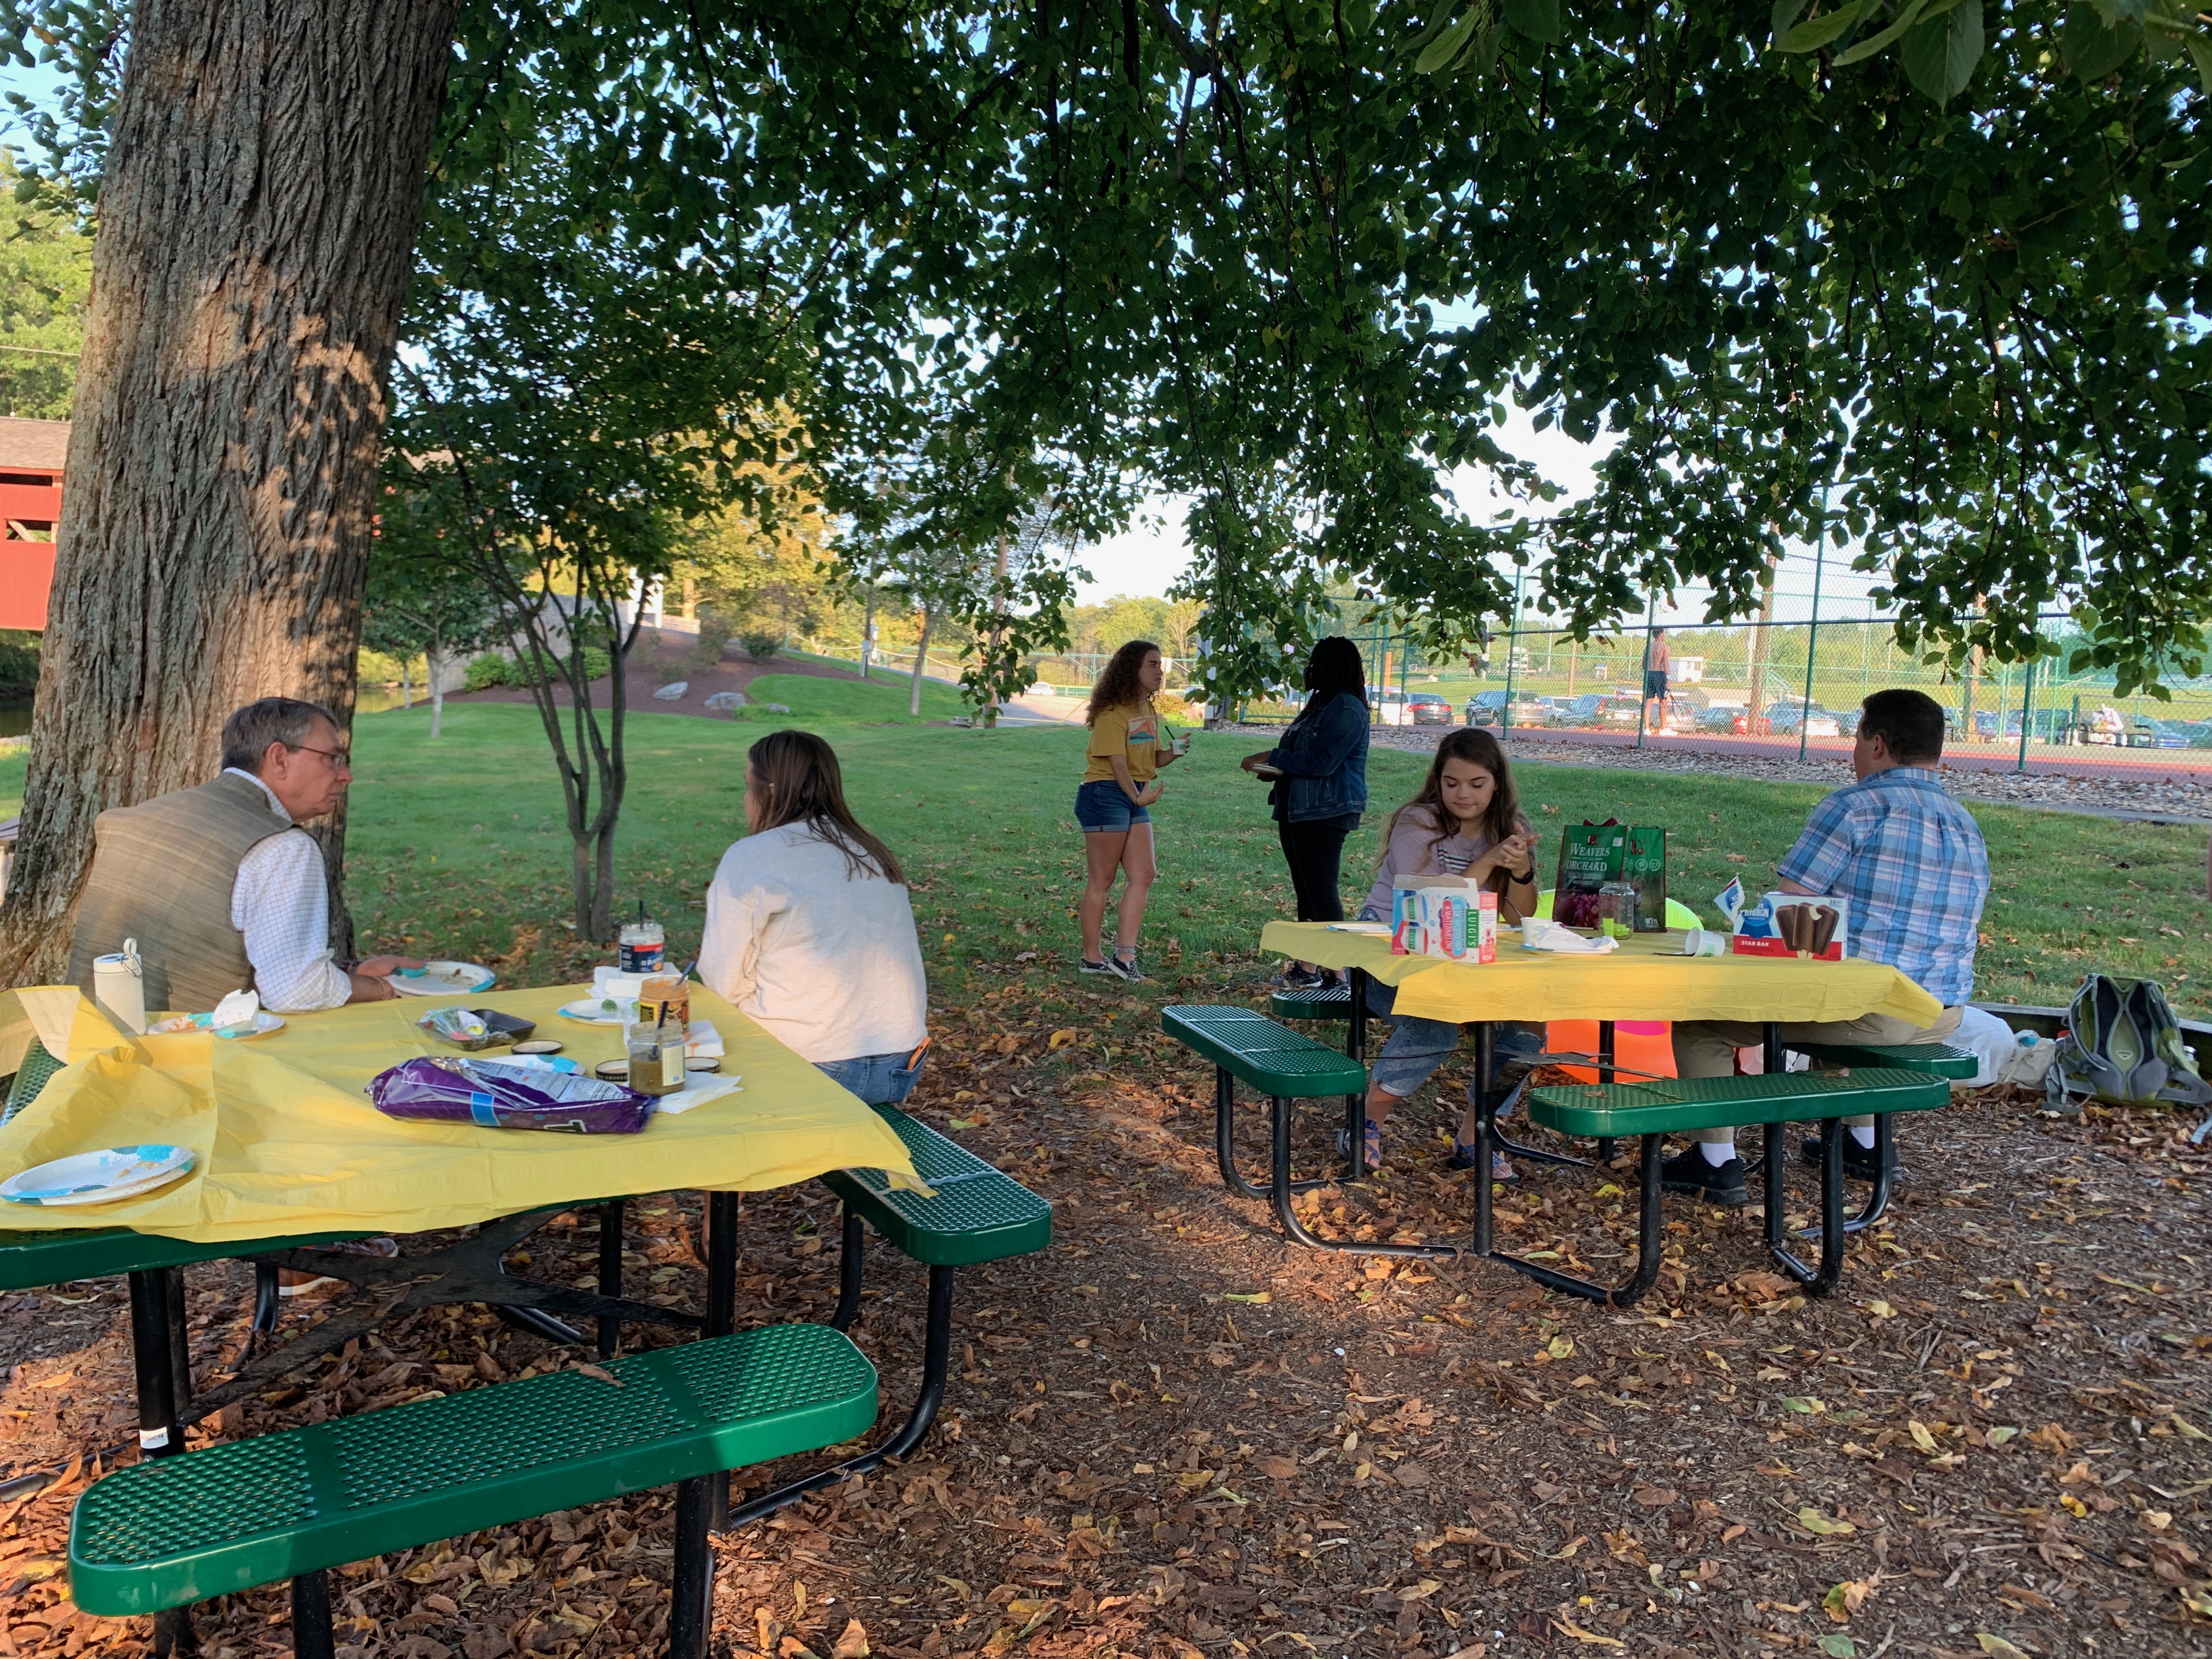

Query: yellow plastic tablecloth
<box><xmin>1259</xmin><ymin>921</ymin><xmax>1943</xmax><ymax>1028</ymax></box>
<box><xmin>0</xmin><ymin>983</ymin><xmax>917</xmax><ymax>1244</ymax></box>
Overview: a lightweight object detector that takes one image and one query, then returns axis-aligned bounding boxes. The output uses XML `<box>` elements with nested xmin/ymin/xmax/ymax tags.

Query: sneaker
<box><xmin>1444</xmin><ymin>1142</ymin><xmax>1517</xmax><ymax>1181</ymax></box>
<box><xmin>1271</xmin><ymin>966</ymin><xmax>1325</xmax><ymax>991</ymax></box>
<box><xmin>1079</xmin><ymin>957</ymin><xmax>1113</xmax><ymax>975</ymax></box>
<box><xmin>1659</xmin><ymin>1147</ymin><xmax>1750</xmax><ymax>1206</ymax></box>
<box><xmin>1103</xmin><ymin>953</ymin><xmax>1147</xmax><ymax>982</ymax></box>
<box><xmin>1335</xmin><ymin>1119</ymin><xmax>1386</xmax><ymax>1170</ymax></box>
<box><xmin>1798</xmin><ymin>1132</ymin><xmax>1897</xmax><ymax>1182</ymax></box>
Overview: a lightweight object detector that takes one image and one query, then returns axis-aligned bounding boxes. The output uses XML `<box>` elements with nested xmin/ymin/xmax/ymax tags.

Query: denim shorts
<box><xmin>1365</xmin><ymin>978</ymin><xmax>1542</xmax><ymax>1110</ymax></box>
<box><xmin>1074</xmin><ymin>778</ymin><xmax>1150</xmax><ymax>833</ymax></box>
<box><xmin>814</xmin><ymin>1049</ymin><xmax>927</xmax><ymax>1107</ymax></box>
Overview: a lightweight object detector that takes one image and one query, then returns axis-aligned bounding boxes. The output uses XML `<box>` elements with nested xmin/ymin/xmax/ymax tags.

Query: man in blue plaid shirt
<box><xmin>1664</xmin><ymin>690</ymin><xmax>1990</xmax><ymax>1205</ymax></box>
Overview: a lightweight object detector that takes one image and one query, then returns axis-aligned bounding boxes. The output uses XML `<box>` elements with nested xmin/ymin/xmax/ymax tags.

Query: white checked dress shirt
<box><xmin>221</xmin><ymin>768</ymin><xmax>353</xmax><ymax>1012</ymax></box>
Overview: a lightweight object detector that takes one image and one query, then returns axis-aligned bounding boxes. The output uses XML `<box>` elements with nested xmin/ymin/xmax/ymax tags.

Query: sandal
<box><xmin>1444</xmin><ymin>1142</ymin><xmax>1517</xmax><ymax>1181</ymax></box>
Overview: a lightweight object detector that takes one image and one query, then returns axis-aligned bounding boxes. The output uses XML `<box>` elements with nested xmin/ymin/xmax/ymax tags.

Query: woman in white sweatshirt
<box><xmin>698</xmin><ymin>730</ymin><xmax>930</xmax><ymax>1104</ymax></box>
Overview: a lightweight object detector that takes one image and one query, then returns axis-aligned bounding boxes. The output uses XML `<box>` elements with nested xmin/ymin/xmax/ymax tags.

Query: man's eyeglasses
<box><xmin>290</xmin><ymin>743</ymin><xmax>352</xmax><ymax>768</ymax></box>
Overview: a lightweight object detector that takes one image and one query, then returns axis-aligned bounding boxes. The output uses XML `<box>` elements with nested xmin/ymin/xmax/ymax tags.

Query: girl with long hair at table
<box><xmin>699</xmin><ymin>730</ymin><xmax>930</xmax><ymax>1105</ymax></box>
<box><xmin>1074</xmin><ymin>639</ymin><xmax>1182</xmax><ymax>981</ymax></box>
<box><xmin>1239</xmin><ymin>636</ymin><xmax>1370</xmax><ymax>990</ymax></box>
<box><xmin>1349</xmin><ymin>726</ymin><xmax>1542</xmax><ymax>1177</ymax></box>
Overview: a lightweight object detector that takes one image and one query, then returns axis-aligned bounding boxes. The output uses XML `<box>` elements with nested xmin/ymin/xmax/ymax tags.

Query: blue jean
<box><xmin>1075</xmin><ymin>778</ymin><xmax>1150</xmax><ymax>833</ymax></box>
<box><xmin>1364</xmin><ymin>978</ymin><xmax>1542</xmax><ymax>1116</ymax></box>
<box><xmin>814</xmin><ymin>1049</ymin><xmax>927</xmax><ymax>1107</ymax></box>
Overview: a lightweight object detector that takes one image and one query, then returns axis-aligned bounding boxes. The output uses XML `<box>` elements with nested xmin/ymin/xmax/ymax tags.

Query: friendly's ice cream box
<box><xmin>1391</xmin><ymin>877</ymin><xmax>1498</xmax><ymax>962</ymax></box>
<box><xmin>1729</xmin><ymin>891</ymin><xmax>1850</xmax><ymax>961</ymax></box>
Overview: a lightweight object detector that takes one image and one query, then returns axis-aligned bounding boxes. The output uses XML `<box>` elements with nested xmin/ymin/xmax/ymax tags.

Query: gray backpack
<box><xmin>2046</xmin><ymin>975</ymin><xmax>2212</xmax><ymax>1136</ymax></box>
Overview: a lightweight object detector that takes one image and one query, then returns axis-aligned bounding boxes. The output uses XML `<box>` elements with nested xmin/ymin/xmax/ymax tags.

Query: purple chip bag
<box><xmin>368</xmin><ymin>1056</ymin><xmax>654</xmax><ymax>1134</ymax></box>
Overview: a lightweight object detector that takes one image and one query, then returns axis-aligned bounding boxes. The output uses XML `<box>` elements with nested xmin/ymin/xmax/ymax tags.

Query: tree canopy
<box><xmin>10</xmin><ymin>0</ymin><xmax>2207</xmax><ymax>702</ymax></box>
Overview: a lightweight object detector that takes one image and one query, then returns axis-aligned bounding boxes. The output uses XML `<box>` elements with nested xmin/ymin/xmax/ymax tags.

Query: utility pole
<box><xmin>1799</xmin><ymin>510</ymin><xmax>1825</xmax><ymax>763</ymax></box>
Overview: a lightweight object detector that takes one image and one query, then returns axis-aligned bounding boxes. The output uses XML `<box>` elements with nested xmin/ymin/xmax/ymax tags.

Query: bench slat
<box><xmin>1792</xmin><ymin>1041</ymin><xmax>1979</xmax><ymax>1080</ymax></box>
<box><xmin>1529</xmin><ymin>1068</ymin><xmax>1950</xmax><ymax>1138</ymax></box>
<box><xmin>68</xmin><ymin>1323</ymin><xmax>878</xmax><ymax>1616</ymax></box>
<box><xmin>1268</xmin><ymin>986</ymin><xmax>1352</xmax><ymax>1022</ymax></box>
<box><xmin>1162</xmin><ymin>1006</ymin><xmax>1367</xmax><ymax>1099</ymax></box>
<box><xmin>822</xmin><ymin>1106</ymin><xmax>1052</xmax><ymax>1267</ymax></box>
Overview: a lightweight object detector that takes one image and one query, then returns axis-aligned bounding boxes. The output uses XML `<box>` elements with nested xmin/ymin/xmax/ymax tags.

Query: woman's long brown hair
<box><xmin>1382</xmin><ymin>727</ymin><xmax>1527</xmax><ymax>885</ymax></box>
<box><xmin>1085</xmin><ymin>639</ymin><xmax>1159</xmax><ymax>726</ymax></box>
<box><xmin>747</xmin><ymin>730</ymin><xmax>907</xmax><ymax>884</ymax></box>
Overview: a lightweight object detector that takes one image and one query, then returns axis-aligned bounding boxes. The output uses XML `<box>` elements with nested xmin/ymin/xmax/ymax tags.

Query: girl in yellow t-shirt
<box><xmin>1075</xmin><ymin>639</ymin><xmax>1182</xmax><ymax>980</ymax></box>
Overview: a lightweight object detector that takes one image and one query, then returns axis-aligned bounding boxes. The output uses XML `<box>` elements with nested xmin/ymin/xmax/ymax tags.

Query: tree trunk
<box><xmin>426</xmin><ymin>642</ymin><xmax>449</xmax><ymax>740</ymax></box>
<box><xmin>909</xmin><ymin>605</ymin><xmax>936</xmax><ymax>717</ymax></box>
<box><xmin>860</xmin><ymin>582</ymin><xmax>876</xmax><ymax>679</ymax></box>
<box><xmin>0</xmin><ymin>0</ymin><xmax>460</xmax><ymax>983</ymax></box>
<box><xmin>400</xmin><ymin>658</ymin><xmax>412</xmax><ymax>709</ymax></box>
<box><xmin>982</xmin><ymin>527</ymin><xmax>1009</xmax><ymax>729</ymax></box>
<box><xmin>1746</xmin><ymin>558</ymin><xmax>1779</xmax><ymax>727</ymax></box>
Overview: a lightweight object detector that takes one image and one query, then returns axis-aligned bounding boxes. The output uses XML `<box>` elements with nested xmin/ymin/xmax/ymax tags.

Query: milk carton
<box><xmin>1391</xmin><ymin>877</ymin><xmax>1498</xmax><ymax>962</ymax></box>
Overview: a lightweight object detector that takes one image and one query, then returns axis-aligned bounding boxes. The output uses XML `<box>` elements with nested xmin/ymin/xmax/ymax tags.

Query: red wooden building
<box><xmin>0</xmin><ymin>417</ymin><xmax>65</xmax><ymax>630</ymax></box>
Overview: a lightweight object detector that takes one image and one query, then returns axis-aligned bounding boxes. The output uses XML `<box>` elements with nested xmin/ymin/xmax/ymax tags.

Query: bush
<box><xmin>739</xmin><ymin>631</ymin><xmax>782</xmax><ymax>662</ymax></box>
<box><xmin>1153</xmin><ymin>690</ymin><xmax>1199</xmax><ymax>723</ymax></box>
<box><xmin>464</xmin><ymin>646</ymin><xmax>613</xmax><ymax>690</ymax></box>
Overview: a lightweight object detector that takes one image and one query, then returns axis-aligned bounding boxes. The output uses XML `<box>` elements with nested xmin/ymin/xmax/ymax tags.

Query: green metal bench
<box><xmin>1157</xmin><ymin>1004</ymin><xmax>1485</xmax><ymax>1263</ymax></box>
<box><xmin>726</xmin><ymin>1105</ymin><xmax>1052</xmax><ymax>1528</ymax></box>
<box><xmin>1</xmin><ymin>1036</ymin><xmax>65</xmax><ymax>1125</ymax></box>
<box><xmin>1497</xmin><ymin>1067</ymin><xmax>1952</xmax><ymax>1306</ymax></box>
<box><xmin>69</xmin><ymin>1322</ymin><xmax>878</xmax><ymax>1659</ymax></box>
<box><xmin>1787</xmin><ymin>1040</ymin><xmax>1977</xmax><ymax>1233</ymax></box>
<box><xmin>1268</xmin><ymin>983</ymin><xmax>1352</xmax><ymax>1023</ymax></box>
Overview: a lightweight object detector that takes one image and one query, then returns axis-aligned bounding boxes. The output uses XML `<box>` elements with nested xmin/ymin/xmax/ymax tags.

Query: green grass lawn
<box><xmin>737</xmin><ymin>671</ymin><xmax>966</xmax><ymax>723</ymax></box>
<box><xmin>334</xmin><ymin>702</ymin><xmax>2212</xmax><ymax>1019</ymax></box>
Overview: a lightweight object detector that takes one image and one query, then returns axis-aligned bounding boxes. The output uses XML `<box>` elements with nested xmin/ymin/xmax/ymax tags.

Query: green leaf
<box><xmin>2065</xmin><ymin>2</ymin><xmax>2142</xmax><ymax>77</ymax></box>
<box><xmin>1772</xmin><ymin>0</ymin><xmax>1813</xmax><ymax>40</ymax></box>
<box><xmin>1415</xmin><ymin>8</ymin><xmax>1483</xmax><ymax>73</ymax></box>
<box><xmin>1398</xmin><ymin>0</ymin><xmax>1463</xmax><ymax>56</ymax></box>
<box><xmin>1897</xmin><ymin>0</ymin><xmax>1982</xmax><ymax>101</ymax></box>
<box><xmin>1503</xmin><ymin>0</ymin><xmax>1562</xmax><ymax>44</ymax></box>
<box><xmin>2186</xmin><ymin>30</ymin><xmax>2212</xmax><ymax>96</ymax></box>
<box><xmin>1777</xmin><ymin>0</ymin><xmax>1872</xmax><ymax>52</ymax></box>
<box><xmin>2087</xmin><ymin>0</ymin><xmax>2145</xmax><ymax>26</ymax></box>
<box><xmin>1818</xmin><ymin>1636</ymin><xmax>1858</xmax><ymax>1658</ymax></box>
<box><xmin>1833</xmin><ymin>0</ymin><xmax>1933</xmax><ymax>65</ymax></box>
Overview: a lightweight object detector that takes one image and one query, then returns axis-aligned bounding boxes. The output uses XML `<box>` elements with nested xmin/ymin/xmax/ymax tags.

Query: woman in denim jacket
<box><xmin>1241</xmin><ymin>637</ymin><xmax>1369</xmax><ymax>988</ymax></box>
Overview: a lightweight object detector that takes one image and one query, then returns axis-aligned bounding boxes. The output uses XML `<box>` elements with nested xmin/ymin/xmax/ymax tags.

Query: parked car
<box><xmin>1767</xmin><ymin>701</ymin><xmax>1841</xmax><ymax>738</ymax></box>
<box><xmin>1595</xmin><ymin>693</ymin><xmax>1645</xmax><ymax>729</ymax></box>
<box><xmin>1372</xmin><ymin>687</ymin><xmax>1412</xmax><ymax>726</ymax></box>
<box><xmin>1466</xmin><ymin>690</ymin><xmax>1555</xmax><ymax>729</ymax></box>
<box><xmin>1553</xmin><ymin>693</ymin><xmax>1604</xmax><ymax>727</ymax></box>
<box><xmin>1408</xmin><ymin>692</ymin><xmax>1454</xmax><ymax>725</ymax></box>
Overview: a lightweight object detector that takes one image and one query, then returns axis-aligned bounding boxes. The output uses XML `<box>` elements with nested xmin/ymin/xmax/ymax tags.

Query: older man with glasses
<box><xmin>67</xmin><ymin>696</ymin><xmax>421</xmax><ymax>1015</ymax></box>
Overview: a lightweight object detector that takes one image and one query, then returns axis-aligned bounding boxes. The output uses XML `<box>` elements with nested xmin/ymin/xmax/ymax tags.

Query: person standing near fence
<box><xmin>1644</xmin><ymin>627</ymin><xmax>1672</xmax><ymax>730</ymax></box>
<box><xmin>1242</xmin><ymin>637</ymin><xmax>1369</xmax><ymax>990</ymax></box>
<box><xmin>1075</xmin><ymin>640</ymin><xmax>1182</xmax><ymax>981</ymax></box>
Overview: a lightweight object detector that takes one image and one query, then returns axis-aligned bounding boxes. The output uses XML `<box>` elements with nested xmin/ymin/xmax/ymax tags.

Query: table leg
<box><xmin>1345</xmin><ymin>968</ymin><xmax>1370</xmax><ymax>1180</ymax></box>
<box><xmin>706</xmin><ymin>1191</ymin><xmax>739</xmax><ymax>1532</ymax></box>
<box><xmin>291</xmin><ymin>1570</ymin><xmax>335</xmax><ymax>1659</ymax></box>
<box><xmin>128</xmin><ymin>1268</ymin><xmax>195</xmax><ymax>1657</ymax></box>
<box><xmin>596</xmin><ymin>1200</ymin><xmax>624</xmax><ymax>1358</ymax></box>
<box><xmin>830</xmin><ymin>1205</ymin><xmax>866</xmax><ymax>1332</ymax></box>
<box><xmin>1595</xmin><ymin>1020</ymin><xmax>1617</xmax><ymax>1167</ymax></box>
<box><xmin>669</xmin><ymin>1474</ymin><xmax>715</xmax><ymax>1659</ymax></box>
<box><xmin>166</xmin><ymin>1265</ymin><xmax>193</xmax><ymax>1405</ymax></box>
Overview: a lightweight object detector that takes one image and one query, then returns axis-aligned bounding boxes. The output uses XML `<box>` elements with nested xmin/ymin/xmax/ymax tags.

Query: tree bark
<box><xmin>909</xmin><ymin>605</ymin><xmax>936</xmax><ymax>717</ymax></box>
<box><xmin>0</xmin><ymin>0</ymin><xmax>460</xmax><ymax>983</ymax></box>
<box><xmin>427</xmin><ymin>642</ymin><xmax>449</xmax><ymax>740</ymax></box>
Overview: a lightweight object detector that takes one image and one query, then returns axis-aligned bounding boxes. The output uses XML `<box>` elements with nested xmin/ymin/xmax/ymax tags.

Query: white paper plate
<box><xmin>2</xmin><ymin>1144</ymin><xmax>195</xmax><ymax>1207</ymax></box>
<box><xmin>148</xmin><ymin>1011</ymin><xmax>287</xmax><ymax>1039</ymax></box>
<box><xmin>558</xmin><ymin>997</ymin><xmax>635</xmax><ymax>1026</ymax></box>
<box><xmin>386</xmin><ymin>961</ymin><xmax>498</xmax><ymax>997</ymax></box>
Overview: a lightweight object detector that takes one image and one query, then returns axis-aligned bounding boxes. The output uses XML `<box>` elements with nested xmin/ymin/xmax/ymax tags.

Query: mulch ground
<box><xmin>4</xmin><ymin>970</ymin><xmax>2210</xmax><ymax>1659</ymax></box>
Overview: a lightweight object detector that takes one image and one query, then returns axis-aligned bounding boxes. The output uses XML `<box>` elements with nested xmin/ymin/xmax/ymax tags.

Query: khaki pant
<box><xmin>1672</xmin><ymin>1005</ymin><xmax>1965</xmax><ymax>1143</ymax></box>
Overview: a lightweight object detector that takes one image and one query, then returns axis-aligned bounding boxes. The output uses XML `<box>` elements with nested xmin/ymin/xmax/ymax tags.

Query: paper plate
<box><xmin>558</xmin><ymin>997</ymin><xmax>635</xmax><ymax>1026</ymax></box>
<box><xmin>387</xmin><ymin>961</ymin><xmax>498</xmax><ymax>997</ymax></box>
<box><xmin>2</xmin><ymin>1144</ymin><xmax>195</xmax><ymax>1207</ymax></box>
<box><xmin>148</xmin><ymin>1011</ymin><xmax>287</xmax><ymax>1039</ymax></box>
